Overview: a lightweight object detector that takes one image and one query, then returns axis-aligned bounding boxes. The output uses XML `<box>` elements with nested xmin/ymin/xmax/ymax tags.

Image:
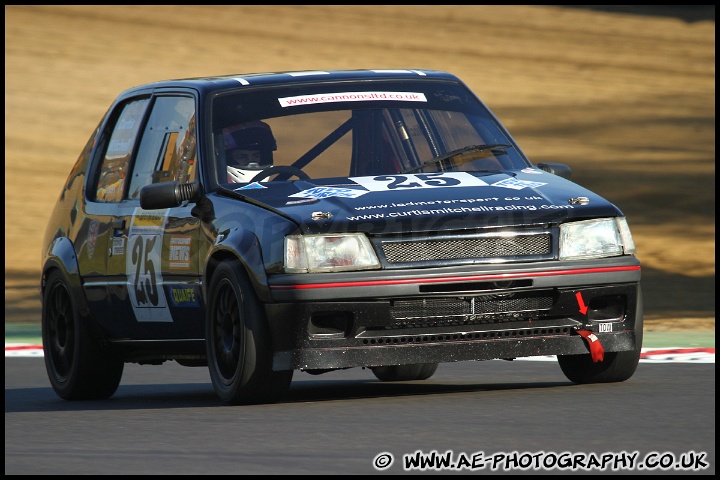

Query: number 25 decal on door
<box><xmin>126</xmin><ymin>209</ymin><xmax>172</xmax><ymax>322</ymax></box>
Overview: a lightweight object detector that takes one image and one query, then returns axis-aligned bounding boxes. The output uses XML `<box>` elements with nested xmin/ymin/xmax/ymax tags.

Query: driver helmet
<box><xmin>222</xmin><ymin>121</ymin><xmax>277</xmax><ymax>183</ymax></box>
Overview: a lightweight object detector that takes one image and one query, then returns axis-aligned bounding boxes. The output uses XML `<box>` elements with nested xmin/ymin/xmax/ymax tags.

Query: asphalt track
<box><xmin>5</xmin><ymin>355</ymin><xmax>715</xmax><ymax>474</ymax></box>
<box><xmin>5</xmin><ymin>323</ymin><xmax>715</xmax><ymax>475</ymax></box>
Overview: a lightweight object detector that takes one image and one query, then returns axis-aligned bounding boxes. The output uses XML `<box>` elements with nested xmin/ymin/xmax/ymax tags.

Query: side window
<box><xmin>127</xmin><ymin>96</ymin><xmax>197</xmax><ymax>199</ymax></box>
<box><xmin>95</xmin><ymin>98</ymin><xmax>150</xmax><ymax>202</ymax></box>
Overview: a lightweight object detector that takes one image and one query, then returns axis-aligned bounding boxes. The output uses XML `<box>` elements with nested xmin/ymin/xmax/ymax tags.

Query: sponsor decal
<box><xmin>491</xmin><ymin>177</ymin><xmax>547</xmax><ymax>190</ymax></box>
<box><xmin>126</xmin><ymin>209</ymin><xmax>171</xmax><ymax>322</ymax></box>
<box><xmin>236</xmin><ymin>182</ymin><xmax>266</xmax><ymax>190</ymax></box>
<box><xmin>168</xmin><ymin>286</ymin><xmax>200</xmax><ymax>307</ymax></box>
<box><xmin>521</xmin><ymin>168</ymin><xmax>543</xmax><ymax>174</ymax></box>
<box><xmin>351</xmin><ymin>172</ymin><xmax>489</xmax><ymax>192</ymax></box>
<box><xmin>112</xmin><ymin>237</ymin><xmax>125</xmax><ymax>256</ymax></box>
<box><xmin>290</xmin><ymin>186</ymin><xmax>369</xmax><ymax>200</ymax></box>
<box><xmin>278</xmin><ymin>91</ymin><xmax>427</xmax><ymax>107</ymax></box>
<box><xmin>345</xmin><ymin>194</ymin><xmax>571</xmax><ymax>221</ymax></box>
<box><xmin>129</xmin><ymin>212</ymin><xmax>166</xmax><ymax>235</ymax></box>
<box><xmin>87</xmin><ymin>220</ymin><xmax>100</xmax><ymax>259</ymax></box>
<box><xmin>168</xmin><ymin>235</ymin><xmax>191</xmax><ymax>269</ymax></box>
<box><xmin>598</xmin><ymin>322</ymin><xmax>613</xmax><ymax>332</ymax></box>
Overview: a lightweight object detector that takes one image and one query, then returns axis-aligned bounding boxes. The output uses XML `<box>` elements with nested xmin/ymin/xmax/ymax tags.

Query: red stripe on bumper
<box><xmin>271</xmin><ymin>265</ymin><xmax>641</xmax><ymax>290</ymax></box>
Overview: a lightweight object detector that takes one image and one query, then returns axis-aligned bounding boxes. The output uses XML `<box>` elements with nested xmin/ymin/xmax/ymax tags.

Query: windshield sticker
<box><xmin>350</xmin><ymin>172</ymin><xmax>489</xmax><ymax>192</ymax></box>
<box><xmin>289</xmin><ymin>186</ymin><xmax>369</xmax><ymax>200</ymax></box>
<box><xmin>278</xmin><ymin>91</ymin><xmax>427</xmax><ymax>107</ymax></box>
<box><xmin>236</xmin><ymin>182</ymin><xmax>266</xmax><ymax>190</ymax></box>
<box><xmin>491</xmin><ymin>178</ymin><xmax>547</xmax><ymax>190</ymax></box>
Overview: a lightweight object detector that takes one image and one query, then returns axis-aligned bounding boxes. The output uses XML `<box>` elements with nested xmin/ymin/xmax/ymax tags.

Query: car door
<box><xmin>83</xmin><ymin>96</ymin><xmax>151</xmax><ymax>339</ymax></box>
<box><xmin>106</xmin><ymin>94</ymin><xmax>203</xmax><ymax>340</ymax></box>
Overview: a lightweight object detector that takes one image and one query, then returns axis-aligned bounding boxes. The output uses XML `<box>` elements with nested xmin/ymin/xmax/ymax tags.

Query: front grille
<box><xmin>389</xmin><ymin>293</ymin><xmax>554</xmax><ymax>328</ymax></box>
<box><xmin>381</xmin><ymin>234</ymin><xmax>551</xmax><ymax>263</ymax></box>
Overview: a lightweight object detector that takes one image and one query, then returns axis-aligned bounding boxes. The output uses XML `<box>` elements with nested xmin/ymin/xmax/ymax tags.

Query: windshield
<box><xmin>210</xmin><ymin>80</ymin><xmax>530</xmax><ymax>185</ymax></box>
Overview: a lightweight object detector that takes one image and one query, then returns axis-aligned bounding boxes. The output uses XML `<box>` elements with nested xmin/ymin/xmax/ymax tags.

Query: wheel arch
<box><xmin>203</xmin><ymin>227</ymin><xmax>270</xmax><ymax>303</ymax></box>
<box><xmin>41</xmin><ymin>237</ymin><xmax>90</xmax><ymax>319</ymax></box>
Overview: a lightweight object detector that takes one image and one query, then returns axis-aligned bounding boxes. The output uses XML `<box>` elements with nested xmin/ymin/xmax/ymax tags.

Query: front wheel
<box><xmin>558</xmin><ymin>290</ymin><xmax>644</xmax><ymax>384</ymax></box>
<box><xmin>557</xmin><ymin>349</ymin><xmax>641</xmax><ymax>384</ymax></box>
<box><xmin>371</xmin><ymin>363</ymin><xmax>439</xmax><ymax>382</ymax></box>
<box><xmin>205</xmin><ymin>261</ymin><xmax>292</xmax><ymax>404</ymax></box>
<box><xmin>42</xmin><ymin>270</ymin><xmax>124</xmax><ymax>400</ymax></box>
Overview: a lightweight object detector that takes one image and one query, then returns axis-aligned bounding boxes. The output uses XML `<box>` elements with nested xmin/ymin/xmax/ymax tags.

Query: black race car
<box><xmin>41</xmin><ymin>69</ymin><xmax>642</xmax><ymax>404</ymax></box>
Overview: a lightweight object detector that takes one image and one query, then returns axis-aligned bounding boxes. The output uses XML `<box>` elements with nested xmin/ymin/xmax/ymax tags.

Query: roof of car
<box><xmin>120</xmin><ymin>69</ymin><xmax>463</xmax><ymax>96</ymax></box>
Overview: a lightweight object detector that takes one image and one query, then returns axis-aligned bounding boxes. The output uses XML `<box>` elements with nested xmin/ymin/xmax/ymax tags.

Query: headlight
<box><xmin>284</xmin><ymin>233</ymin><xmax>381</xmax><ymax>273</ymax></box>
<box><xmin>559</xmin><ymin>217</ymin><xmax>636</xmax><ymax>260</ymax></box>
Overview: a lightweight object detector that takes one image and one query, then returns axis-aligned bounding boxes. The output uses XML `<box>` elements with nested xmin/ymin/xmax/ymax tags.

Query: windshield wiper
<box><xmin>402</xmin><ymin>144</ymin><xmax>511</xmax><ymax>174</ymax></box>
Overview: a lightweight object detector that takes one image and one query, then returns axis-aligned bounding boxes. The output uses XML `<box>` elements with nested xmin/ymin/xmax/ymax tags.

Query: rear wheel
<box><xmin>205</xmin><ymin>261</ymin><xmax>292</xmax><ymax>404</ymax></box>
<box><xmin>371</xmin><ymin>363</ymin><xmax>439</xmax><ymax>382</ymax></box>
<box><xmin>42</xmin><ymin>270</ymin><xmax>124</xmax><ymax>400</ymax></box>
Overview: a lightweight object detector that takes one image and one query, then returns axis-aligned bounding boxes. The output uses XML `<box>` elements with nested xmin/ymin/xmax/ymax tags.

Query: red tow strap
<box><xmin>576</xmin><ymin>329</ymin><xmax>605</xmax><ymax>363</ymax></box>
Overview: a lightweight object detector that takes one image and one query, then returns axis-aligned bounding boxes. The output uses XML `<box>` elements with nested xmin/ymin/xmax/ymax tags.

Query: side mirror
<box><xmin>140</xmin><ymin>181</ymin><xmax>202</xmax><ymax>210</ymax></box>
<box><xmin>536</xmin><ymin>162</ymin><xmax>572</xmax><ymax>180</ymax></box>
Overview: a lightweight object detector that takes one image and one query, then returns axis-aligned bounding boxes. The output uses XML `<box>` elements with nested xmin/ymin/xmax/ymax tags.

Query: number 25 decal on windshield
<box><xmin>350</xmin><ymin>172</ymin><xmax>489</xmax><ymax>192</ymax></box>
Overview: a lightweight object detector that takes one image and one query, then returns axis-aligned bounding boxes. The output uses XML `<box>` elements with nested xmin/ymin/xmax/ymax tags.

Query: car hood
<box><xmin>222</xmin><ymin>169</ymin><xmax>623</xmax><ymax>234</ymax></box>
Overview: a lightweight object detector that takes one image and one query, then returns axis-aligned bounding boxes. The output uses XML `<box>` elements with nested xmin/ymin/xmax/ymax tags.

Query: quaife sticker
<box><xmin>168</xmin><ymin>286</ymin><xmax>200</xmax><ymax>307</ymax></box>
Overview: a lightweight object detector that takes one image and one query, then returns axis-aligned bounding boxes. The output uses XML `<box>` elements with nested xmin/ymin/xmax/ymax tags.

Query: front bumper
<box><xmin>265</xmin><ymin>258</ymin><xmax>642</xmax><ymax>371</ymax></box>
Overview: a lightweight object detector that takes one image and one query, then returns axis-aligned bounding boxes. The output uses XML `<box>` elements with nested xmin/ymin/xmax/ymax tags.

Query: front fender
<box><xmin>204</xmin><ymin>227</ymin><xmax>270</xmax><ymax>302</ymax></box>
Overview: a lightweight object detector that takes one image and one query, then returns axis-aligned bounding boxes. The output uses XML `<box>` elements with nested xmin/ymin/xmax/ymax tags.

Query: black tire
<box><xmin>557</xmin><ymin>349</ymin><xmax>641</xmax><ymax>384</ymax></box>
<box><xmin>371</xmin><ymin>363</ymin><xmax>439</xmax><ymax>382</ymax></box>
<box><xmin>205</xmin><ymin>261</ymin><xmax>293</xmax><ymax>404</ymax></box>
<box><xmin>416</xmin><ymin>362</ymin><xmax>439</xmax><ymax>380</ymax></box>
<box><xmin>42</xmin><ymin>270</ymin><xmax>124</xmax><ymax>400</ymax></box>
<box><xmin>558</xmin><ymin>290</ymin><xmax>644</xmax><ymax>384</ymax></box>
